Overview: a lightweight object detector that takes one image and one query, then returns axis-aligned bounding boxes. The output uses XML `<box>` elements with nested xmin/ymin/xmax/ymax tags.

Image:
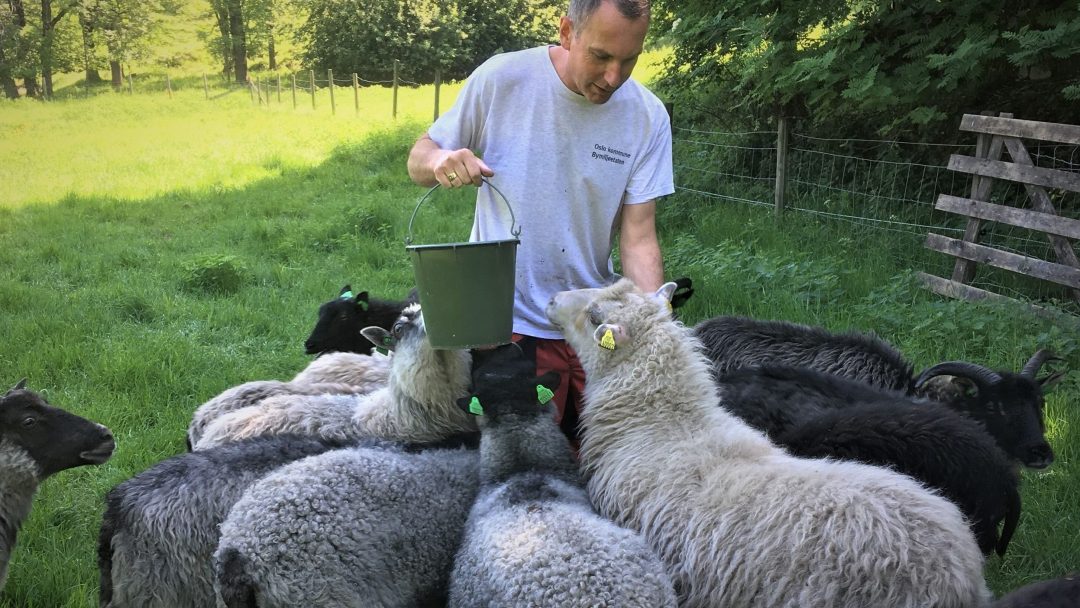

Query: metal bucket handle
<box><xmin>405</xmin><ymin>177</ymin><xmax>521</xmax><ymax>245</ymax></box>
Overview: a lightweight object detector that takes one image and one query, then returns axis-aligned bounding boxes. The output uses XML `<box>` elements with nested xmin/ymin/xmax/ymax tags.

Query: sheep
<box><xmin>716</xmin><ymin>364</ymin><xmax>1022</xmax><ymax>556</ymax></box>
<box><xmin>546</xmin><ymin>279</ymin><xmax>992</xmax><ymax>608</ymax></box>
<box><xmin>186</xmin><ymin>375</ymin><xmax>385</xmax><ymax>451</ymax></box>
<box><xmin>289</xmin><ymin>350</ymin><xmax>392</xmax><ymax>387</ymax></box>
<box><xmin>448</xmin><ymin>345</ymin><xmax>677</xmax><ymax>608</ymax></box>
<box><xmin>1</xmin><ymin>379</ymin><xmax>114</xmax><ymax>591</ymax></box>
<box><xmin>193</xmin><ymin>303</ymin><xmax>474</xmax><ymax>450</ymax></box>
<box><xmin>303</xmin><ymin>284</ymin><xmax>418</xmax><ymax>355</ymax></box>
<box><xmin>213</xmin><ymin>442</ymin><xmax>480</xmax><ymax>607</ymax></box>
<box><xmin>694</xmin><ymin>315</ymin><xmax>1062</xmax><ymax>469</ymax></box>
<box><xmin>991</xmin><ymin>572</ymin><xmax>1080</xmax><ymax>607</ymax></box>
<box><xmin>97</xmin><ymin>434</ymin><xmax>360</xmax><ymax>608</ymax></box>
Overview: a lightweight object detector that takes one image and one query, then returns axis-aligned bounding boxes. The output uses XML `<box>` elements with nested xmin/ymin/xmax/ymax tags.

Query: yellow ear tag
<box><xmin>665</xmin><ymin>300</ymin><xmax>673</xmax><ymax>314</ymax></box>
<box><xmin>468</xmin><ymin>396</ymin><xmax>484</xmax><ymax>416</ymax></box>
<box><xmin>599</xmin><ymin>328</ymin><xmax>616</xmax><ymax>350</ymax></box>
<box><xmin>536</xmin><ymin>385</ymin><xmax>555</xmax><ymax>404</ymax></box>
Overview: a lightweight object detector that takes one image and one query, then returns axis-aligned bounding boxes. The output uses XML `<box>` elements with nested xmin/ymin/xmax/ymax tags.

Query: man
<box><xmin>406</xmin><ymin>0</ymin><xmax>673</xmax><ymax>443</ymax></box>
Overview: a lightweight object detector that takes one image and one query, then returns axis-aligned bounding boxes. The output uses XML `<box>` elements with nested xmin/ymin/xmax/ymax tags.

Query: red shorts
<box><xmin>512</xmin><ymin>333</ymin><xmax>587</xmax><ymax>444</ymax></box>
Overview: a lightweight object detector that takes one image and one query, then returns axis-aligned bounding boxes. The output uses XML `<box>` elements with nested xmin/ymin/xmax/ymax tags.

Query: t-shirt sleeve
<box><xmin>426</xmin><ymin>63</ymin><xmax>490</xmax><ymax>153</ymax></box>
<box><xmin>625</xmin><ymin>100</ymin><xmax>674</xmax><ymax>205</ymax></box>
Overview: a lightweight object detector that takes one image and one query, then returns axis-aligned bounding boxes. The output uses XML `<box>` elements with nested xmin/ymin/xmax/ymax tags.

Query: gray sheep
<box><xmin>1</xmin><ymin>379</ymin><xmax>114</xmax><ymax>591</ymax></box>
<box><xmin>695</xmin><ymin>315</ymin><xmax>1062</xmax><ymax>469</ymax></box>
<box><xmin>448</xmin><ymin>345</ymin><xmax>677</xmax><ymax>607</ymax></box>
<box><xmin>717</xmin><ymin>364</ymin><xmax>1021</xmax><ymax>556</ymax></box>
<box><xmin>98</xmin><ymin>434</ymin><xmax>360</xmax><ymax>607</ymax></box>
<box><xmin>213</xmin><ymin>441</ymin><xmax>480</xmax><ymax>607</ymax></box>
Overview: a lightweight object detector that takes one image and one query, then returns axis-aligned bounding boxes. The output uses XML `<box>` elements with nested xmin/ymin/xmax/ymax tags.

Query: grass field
<box><xmin>1</xmin><ymin>57</ymin><xmax>1078</xmax><ymax>606</ymax></box>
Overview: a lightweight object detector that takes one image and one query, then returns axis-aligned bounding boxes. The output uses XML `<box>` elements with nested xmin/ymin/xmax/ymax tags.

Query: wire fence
<box><xmin>671</xmin><ymin>122</ymin><xmax>1080</xmax><ymax>311</ymax></box>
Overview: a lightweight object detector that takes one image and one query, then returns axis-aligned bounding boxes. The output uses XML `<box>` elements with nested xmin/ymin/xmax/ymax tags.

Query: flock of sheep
<box><xmin>0</xmin><ymin>279</ymin><xmax>1075</xmax><ymax>606</ymax></box>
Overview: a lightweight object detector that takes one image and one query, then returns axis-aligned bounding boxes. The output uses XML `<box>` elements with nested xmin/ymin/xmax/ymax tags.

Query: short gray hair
<box><xmin>568</xmin><ymin>0</ymin><xmax>650</xmax><ymax>34</ymax></box>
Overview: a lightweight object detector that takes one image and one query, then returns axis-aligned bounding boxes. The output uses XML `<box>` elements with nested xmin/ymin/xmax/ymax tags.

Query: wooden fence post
<box><xmin>203</xmin><ymin>74</ymin><xmax>209</xmax><ymax>99</ymax></box>
<box><xmin>309</xmin><ymin>70</ymin><xmax>316</xmax><ymax>110</ymax></box>
<box><xmin>328</xmin><ymin>69</ymin><xmax>336</xmax><ymax>115</ymax></box>
<box><xmin>128</xmin><ymin>74</ymin><xmax>134</xmax><ymax>95</ymax></box>
<box><xmin>774</xmin><ymin>116</ymin><xmax>789</xmax><ymax>218</ymax></box>
<box><xmin>392</xmin><ymin>59</ymin><xmax>399</xmax><ymax>120</ymax></box>
<box><xmin>433</xmin><ymin>69</ymin><xmax>441</xmax><ymax>121</ymax></box>
<box><xmin>249</xmin><ymin>77</ymin><xmax>255</xmax><ymax>104</ymax></box>
<box><xmin>165</xmin><ymin>73</ymin><xmax>172</xmax><ymax>98</ymax></box>
<box><xmin>291</xmin><ymin>73</ymin><xmax>297</xmax><ymax>109</ymax></box>
<box><xmin>276</xmin><ymin>74</ymin><xmax>282</xmax><ymax>103</ymax></box>
<box><xmin>352</xmin><ymin>73</ymin><xmax>359</xmax><ymax>116</ymax></box>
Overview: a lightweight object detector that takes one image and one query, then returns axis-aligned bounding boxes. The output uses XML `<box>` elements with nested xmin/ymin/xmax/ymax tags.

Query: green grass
<box><xmin>1</xmin><ymin>56</ymin><xmax>1078</xmax><ymax>606</ymax></box>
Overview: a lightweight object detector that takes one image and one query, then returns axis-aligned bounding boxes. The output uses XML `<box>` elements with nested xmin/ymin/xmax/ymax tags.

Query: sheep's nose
<box><xmin>1023</xmin><ymin>443</ymin><xmax>1054</xmax><ymax>469</ymax></box>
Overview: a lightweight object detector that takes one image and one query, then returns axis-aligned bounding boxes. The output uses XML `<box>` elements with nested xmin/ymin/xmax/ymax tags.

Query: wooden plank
<box><xmin>947</xmin><ymin>154</ymin><xmax>1080</xmax><ymax>193</ymax></box>
<box><xmin>1002</xmin><ymin>136</ymin><xmax>1080</xmax><ymax>303</ymax></box>
<box><xmin>924</xmin><ymin>233</ymin><xmax>1080</xmax><ymax>289</ymax></box>
<box><xmin>936</xmin><ymin>194</ymin><xmax>1080</xmax><ymax>240</ymax></box>
<box><xmin>952</xmin><ymin>120</ymin><xmax>1004</xmax><ymax>284</ymax></box>
<box><xmin>917</xmin><ymin>272</ymin><xmax>1078</xmax><ymax>323</ymax></box>
<box><xmin>918</xmin><ymin>271</ymin><xmax>1021</xmax><ymax>304</ymax></box>
<box><xmin>960</xmin><ymin>114</ymin><xmax>1080</xmax><ymax>146</ymax></box>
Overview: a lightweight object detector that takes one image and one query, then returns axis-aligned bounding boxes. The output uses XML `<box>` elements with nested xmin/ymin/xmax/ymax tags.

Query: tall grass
<box><xmin>0</xmin><ymin>58</ymin><xmax>1077</xmax><ymax>607</ymax></box>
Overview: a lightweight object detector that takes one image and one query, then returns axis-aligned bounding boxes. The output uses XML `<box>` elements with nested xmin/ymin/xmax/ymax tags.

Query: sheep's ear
<box><xmin>7</xmin><ymin>378</ymin><xmax>27</xmax><ymax>394</ymax></box>
<box><xmin>593</xmin><ymin>324</ymin><xmax>629</xmax><ymax>350</ymax></box>
<box><xmin>361</xmin><ymin>327</ymin><xmax>395</xmax><ymax>351</ymax></box>
<box><xmin>339</xmin><ymin>284</ymin><xmax>353</xmax><ymax>299</ymax></box>
<box><xmin>670</xmin><ymin>277</ymin><xmax>694</xmax><ymax>309</ymax></box>
<box><xmin>354</xmin><ymin>291</ymin><xmax>370</xmax><ymax>312</ymax></box>
<box><xmin>534</xmin><ymin>371</ymin><xmax>561</xmax><ymax>404</ymax></box>
<box><xmin>456</xmin><ymin>395</ymin><xmax>484</xmax><ymax>416</ymax></box>
<box><xmin>651</xmin><ymin>282</ymin><xmax>679</xmax><ymax>315</ymax></box>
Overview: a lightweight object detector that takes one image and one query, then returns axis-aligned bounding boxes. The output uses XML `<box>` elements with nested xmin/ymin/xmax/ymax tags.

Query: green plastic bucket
<box><xmin>405</xmin><ymin>178</ymin><xmax>521</xmax><ymax>349</ymax></box>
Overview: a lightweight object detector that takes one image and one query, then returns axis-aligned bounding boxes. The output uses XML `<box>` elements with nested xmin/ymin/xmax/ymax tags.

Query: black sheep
<box><xmin>991</xmin><ymin>572</ymin><xmax>1080</xmax><ymax>607</ymax></box>
<box><xmin>303</xmin><ymin>284</ymin><xmax>418</xmax><ymax>356</ymax></box>
<box><xmin>717</xmin><ymin>365</ymin><xmax>1022</xmax><ymax>556</ymax></box>
<box><xmin>696</xmin><ymin>315</ymin><xmax>1063</xmax><ymax>469</ymax></box>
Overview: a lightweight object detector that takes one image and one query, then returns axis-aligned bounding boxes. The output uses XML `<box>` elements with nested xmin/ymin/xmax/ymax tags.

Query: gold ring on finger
<box><xmin>447</xmin><ymin>172</ymin><xmax>458</xmax><ymax>182</ymax></box>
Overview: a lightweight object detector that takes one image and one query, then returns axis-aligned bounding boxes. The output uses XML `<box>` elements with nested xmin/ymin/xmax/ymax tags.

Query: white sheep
<box><xmin>546</xmin><ymin>279</ymin><xmax>992</xmax><ymax>608</ymax></box>
<box><xmin>193</xmin><ymin>304</ymin><xmax>473</xmax><ymax>450</ymax></box>
<box><xmin>448</xmin><ymin>345</ymin><xmax>677</xmax><ymax>607</ymax></box>
<box><xmin>213</xmin><ymin>442</ymin><xmax>480</xmax><ymax>607</ymax></box>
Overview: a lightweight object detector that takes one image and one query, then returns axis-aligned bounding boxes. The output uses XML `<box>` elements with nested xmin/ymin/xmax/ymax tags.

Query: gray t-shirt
<box><xmin>427</xmin><ymin>46</ymin><xmax>674</xmax><ymax>338</ymax></box>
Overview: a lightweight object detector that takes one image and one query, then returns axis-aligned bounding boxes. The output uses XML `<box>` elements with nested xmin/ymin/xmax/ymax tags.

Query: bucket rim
<box><xmin>406</xmin><ymin>238</ymin><xmax>521</xmax><ymax>252</ymax></box>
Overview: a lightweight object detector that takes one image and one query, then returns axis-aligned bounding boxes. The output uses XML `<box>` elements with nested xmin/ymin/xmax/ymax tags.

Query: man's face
<box><xmin>559</xmin><ymin>1</ymin><xmax>649</xmax><ymax>104</ymax></box>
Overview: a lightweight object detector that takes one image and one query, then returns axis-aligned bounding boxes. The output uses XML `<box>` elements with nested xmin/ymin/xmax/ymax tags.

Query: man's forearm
<box><xmin>407</xmin><ymin>136</ymin><xmax>441</xmax><ymax>186</ymax></box>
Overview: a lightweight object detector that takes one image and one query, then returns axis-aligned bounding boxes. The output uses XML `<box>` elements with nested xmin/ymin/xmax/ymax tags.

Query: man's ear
<box><xmin>361</xmin><ymin>327</ymin><xmax>395</xmax><ymax>351</ymax></box>
<box><xmin>593</xmin><ymin>324</ymin><xmax>629</xmax><ymax>350</ymax></box>
<box><xmin>558</xmin><ymin>15</ymin><xmax>573</xmax><ymax>50</ymax></box>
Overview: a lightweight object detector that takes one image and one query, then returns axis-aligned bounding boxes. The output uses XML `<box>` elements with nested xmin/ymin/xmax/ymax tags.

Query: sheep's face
<box><xmin>304</xmin><ymin>285</ymin><xmax>375</xmax><ymax>355</ymax></box>
<box><xmin>459</xmin><ymin>344</ymin><xmax>561</xmax><ymax>428</ymax></box>
<box><xmin>361</xmin><ymin>303</ymin><xmax>425</xmax><ymax>354</ymax></box>
<box><xmin>546</xmin><ymin>279</ymin><xmax>678</xmax><ymax>367</ymax></box>
<box><xmin>0</xmin><ymin>380</ymin><xmax>115</xmax><ymax>479</ymax></box>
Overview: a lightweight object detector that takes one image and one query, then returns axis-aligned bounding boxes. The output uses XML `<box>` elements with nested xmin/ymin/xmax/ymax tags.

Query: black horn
<box><xmin>913</xmin><ymin>361</ymin><xmax>1002</xmax><ymax>391</ymax></box>
<box><xmin>1020</xmin><ymin>349</ymin><xmax>1055</xmax><ymax>379</ymax></box>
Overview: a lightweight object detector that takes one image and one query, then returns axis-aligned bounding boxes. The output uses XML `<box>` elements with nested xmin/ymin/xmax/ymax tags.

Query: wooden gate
<box><xmin>918</xmin><ymin>112</ymin><xmax>1080</xmax><ymax>310</ymax></box>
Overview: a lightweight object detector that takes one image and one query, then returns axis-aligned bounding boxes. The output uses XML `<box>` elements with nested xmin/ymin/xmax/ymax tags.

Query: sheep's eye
<box><xmin>392</xmin><ymin>321</ymin><xmax>407</xmax><ymax>337</ymax></box>
<box><xmin>586</xmin><ymin>306</ymin><xmax>604</xmax><ymax>325</ymax></box>
<box><xmin>21</xmin><ymin>416</ymin><xmax>36</xmax><ymax>428</ymax></box>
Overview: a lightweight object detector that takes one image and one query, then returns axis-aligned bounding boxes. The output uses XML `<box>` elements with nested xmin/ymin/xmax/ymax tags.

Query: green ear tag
<box><xmin>357</xmin><ymin>299</ymin><xmax>369</xmax><ymax>311</ymax></box>
<box><xmin>382</xmin><ymin>336</ymin><xmax>393</xmax><ymax>346</ymax></box>
<box><xmin>340</xmin><ymin>291</ymin><xmax>354</xmax><ymax>300</ymax></box>
<box><xmin>599</xmin><ymin>328</ymin><xmax>616</xmax><ymax>350</ymax></box>
<box><xmin>468</xmin><ymin>396</ymin><xmax>484</xmax><ymax>416</ymax></box>
<box><xmin>536</xmin><ymin>385</ymin><xmax>555</xmax><ymax>404</ymax></box>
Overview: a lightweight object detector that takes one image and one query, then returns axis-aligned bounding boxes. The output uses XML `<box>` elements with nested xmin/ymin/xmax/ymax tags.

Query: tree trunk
<box><xmin>0</xmin><ymin>46</ymin><xmax>20</xmax><ymax>99</ymax></box>
<box><xmin>41</xmin><ymin>0</ymin><xmax>54</xmax><ymax>98</ymax></box>
<box><xmin>79</xmin><ymin>10</ymin><xmax>102</xmax><ymax>83</ymax></box>
<box><xmin>7</xmin><ymin>0</ymin><xmax>32</xmax><ymax>97</ymax></box>
<box><xmin>268</xmin><ymin>31</ymin><xmax>276</xmax><ymax>71</ymax></box>
<box><xmin>228</xmin><ymin>0</ymin><xmax>247</xmax><ymax>84</ymax></box>
<box><xmin>212</xmin><ymin>1</ymin><xmax>233</xmax><ymax>80</ymax></box>
<box><xmin>110</xmin><ymin>61</ymin><xmax>123</xmax><ymax>89</ymax></box>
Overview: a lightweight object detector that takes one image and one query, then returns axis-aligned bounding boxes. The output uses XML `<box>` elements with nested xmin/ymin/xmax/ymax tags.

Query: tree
<box><xmin>207</xmin><ymin>0</ymin><xmax>249</xmax><ymax>82</ymax></box>
<box><xmin>1</xmin><ymin>0</ymin><xmax>39</xmax><ymax>98</ymax></box>
<box><xmin>652</xmin><ymin>0</ymin><xmax>1080</xmax><ymax>140</ymax></box>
